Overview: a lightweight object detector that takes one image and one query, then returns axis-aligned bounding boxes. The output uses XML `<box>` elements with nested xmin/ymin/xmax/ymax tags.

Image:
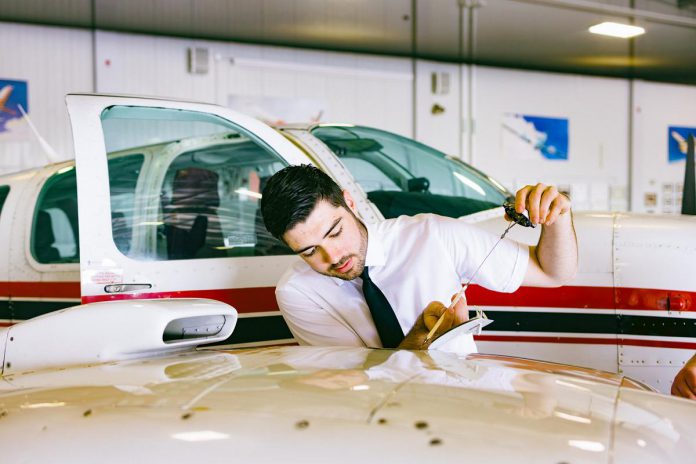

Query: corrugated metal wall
<box><xmin>0</xmin><ymin>22</ymin><xmax>92</xmax><ymax>173</ymax></box>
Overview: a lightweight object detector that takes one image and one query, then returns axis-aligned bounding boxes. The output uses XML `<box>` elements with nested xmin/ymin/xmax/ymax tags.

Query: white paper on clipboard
<box><xmin>427</xmin><ymin>317</ymin><xmax>494</xmax><ymax>350</ymax></box>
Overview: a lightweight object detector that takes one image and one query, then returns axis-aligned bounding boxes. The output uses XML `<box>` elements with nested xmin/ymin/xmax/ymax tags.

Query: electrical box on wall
<box><xmin>431</xmin><ymin>72</ymin><xmax>450</xmax><ymax>95</ymax></box>
<box><xmin>188</xmin><ymin>47</ymin><xmax>209</xmax><ymax>74</ymax></box>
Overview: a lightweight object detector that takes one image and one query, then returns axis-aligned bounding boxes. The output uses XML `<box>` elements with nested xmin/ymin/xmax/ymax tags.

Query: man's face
<box><xmin>283</xmin><ymin>192</ymin><xmax>367</xmax><ymax>281</ymax></box>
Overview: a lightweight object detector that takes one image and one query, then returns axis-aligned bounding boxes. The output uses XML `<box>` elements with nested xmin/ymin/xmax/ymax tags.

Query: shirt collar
<box><xmin>364</xmin><ymin>220</ymin><xmax>386</xmax><ymax>268</ymax></box>
<box><xmin>330</xmin><ymin>220</ymin><xmax>385</xmax><ymax>287</ymax></box>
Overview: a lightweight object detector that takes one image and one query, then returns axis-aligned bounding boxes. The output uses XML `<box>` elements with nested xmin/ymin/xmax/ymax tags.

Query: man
<box><xmin>261</xmin><ymin>165</ymin><xmax>577</xmax><ymax>352</ymax></box>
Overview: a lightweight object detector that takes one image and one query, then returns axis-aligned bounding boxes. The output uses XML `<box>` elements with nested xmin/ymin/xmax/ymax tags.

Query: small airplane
<box><xmin>0</xmin><ymin>94</ymin><xmax>694</xmax><ymax>395</ymax></box>
<box><xmin>1</xmin><ymin>298</ymin><xmax>695</xmax><ymax>462</ymax></box>
<box><xmin>0</xmin><ymin>85</ymin><xmax>16</xmax><ymax>116</ymax></box>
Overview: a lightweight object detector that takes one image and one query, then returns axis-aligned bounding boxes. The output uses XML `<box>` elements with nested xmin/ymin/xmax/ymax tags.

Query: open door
<box><xmin>67</xmin><ymin>95</ymin><xmax>313</xmax><ymax>346</ymax></box>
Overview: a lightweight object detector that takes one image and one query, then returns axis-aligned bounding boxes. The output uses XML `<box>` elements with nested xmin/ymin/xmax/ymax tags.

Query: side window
<box><xmin>32</xmin><ymin>168</ymin><xmax>79</xmax><ymax>264</ymax></box>
<box><xmin>101</xmin><ymin>106</ymin><xmax>292</xmax><ymax>261</ymax></box>
<box><xmin>0</xmin><ymin>185</ymin><xmax>9</xmax><ymax>215</ymax></box>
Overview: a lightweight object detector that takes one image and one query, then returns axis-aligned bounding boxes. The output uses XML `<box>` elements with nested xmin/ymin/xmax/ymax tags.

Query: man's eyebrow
<box><xmin>295</xmin><ymin>217</ymin><xmax>342</xmax><ymax>254</ymax></box>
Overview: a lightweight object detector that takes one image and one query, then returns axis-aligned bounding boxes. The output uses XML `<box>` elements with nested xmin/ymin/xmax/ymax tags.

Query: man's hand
<box><xmin>512</xmin><ymin>183</ymin><xmax>571</xmax><ymax>226</ymax></box>
<box><xmin>398</xmin><ymin>292</ymin><xmax>468</xmax><ymax>350</ymax></box>
<box><xmin>672</xmin><ymin>354</ymin><xmax>696</xmax><ymax>400</ymax></box>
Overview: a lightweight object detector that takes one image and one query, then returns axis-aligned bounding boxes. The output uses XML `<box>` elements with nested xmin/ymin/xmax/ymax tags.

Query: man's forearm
<box><xmin>534</xmin><ymin>211</ymin><xmax>578</xmax><ymax>284</ymax></box>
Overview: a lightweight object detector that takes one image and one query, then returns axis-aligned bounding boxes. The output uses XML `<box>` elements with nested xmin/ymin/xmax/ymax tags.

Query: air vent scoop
<box><xmin>0</xmin><ymin>298</ymin><xmax>237</xmax><ymax>375</ymax></box>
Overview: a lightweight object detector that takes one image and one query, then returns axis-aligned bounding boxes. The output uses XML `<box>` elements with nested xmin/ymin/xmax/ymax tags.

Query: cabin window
<box><xmin>0</xmin><ymin>185</ymin><xmax>9</xmax><ymax>216</ymax></box>
<box><xmin>32</xmin><ymin>167</ymin><xmax>79</xmax><ymax>264</ymax></box>
<box><xmin>100</xmin><ymin>106</ymin><xmax>292</xmax><ymax>261</ymax></box>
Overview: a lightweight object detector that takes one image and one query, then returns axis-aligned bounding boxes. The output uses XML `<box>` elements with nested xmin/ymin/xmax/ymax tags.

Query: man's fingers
<box><xmin>515</xmin><ymin>185</ymin><xmax>532</xmax><ymax>214</ymax></box>
<box><xmin>450</xmin><ymin>291</ymin><xmax>469</xmax><ymax>324</ymax></box>
<box><xmin>674</xmin><ymin>380</ymin><xmax>696</xmax><ymax>400</ymax></box>
<box><xmin>544</xmin><ymin>195</ymin><xmax>564</xmax><ymax>225</ymax></box>
<box><xmin>423</xmin><ymin>301</ymin><xmax>456</xmax><ymax>336</ymax></box>
<box><xmin>527</xmin><ymin>183</ymin><xmax>546</xmax><ymax>224</ymax></box>
<box><xmin>514</xmin><ymin>184</ymin><xmax>572</xmax><ymax>226</ymax></box>
<box><xmin>672</xmin><ymin>370</ymin><xmax>696</xmax><ymax>400</ymax></box>
<box><xmin>539</xmin><ymin>186</ymin><xmax>558</xmax><ymax>224</ymax></box>
<box><xmin>423</xmin><ymin>302</ymin><xmax>448</xmax><ymax>329</ymax></box>
<box><xmin>683</xmin><ymin>369</ymin><xmax>696</xmax><ymax>396</ymax></box>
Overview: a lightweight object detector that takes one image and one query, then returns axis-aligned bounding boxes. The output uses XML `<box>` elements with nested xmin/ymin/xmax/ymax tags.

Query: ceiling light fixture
<box><xmin>589</xmin><ymin>22</ymin><xmax>645</xmax><ymax>39</ymax></box>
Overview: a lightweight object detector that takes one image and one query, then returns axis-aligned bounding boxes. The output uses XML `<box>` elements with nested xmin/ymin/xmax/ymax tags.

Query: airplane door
<box><xmin>66</xmin><ymin>95</ymin><xmax>313</xmax><ymax>346</ymax></box>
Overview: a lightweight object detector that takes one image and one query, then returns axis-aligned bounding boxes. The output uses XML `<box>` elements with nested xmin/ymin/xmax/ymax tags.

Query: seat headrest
<box><xmin>170</xmin><ymin>168</ymin><xmax>220</xmax><ymax>208</ymax></box>
<box><xmin>35</xmin><ymin>210</ymin><xmax>56</xmax><ymax>245</ymax></box>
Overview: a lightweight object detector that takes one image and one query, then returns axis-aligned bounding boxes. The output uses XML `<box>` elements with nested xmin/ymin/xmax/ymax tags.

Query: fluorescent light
<box><xmin>589</xmin><ymin>22</ymin><xmax>645</xmax><ymax>39</ymax></box>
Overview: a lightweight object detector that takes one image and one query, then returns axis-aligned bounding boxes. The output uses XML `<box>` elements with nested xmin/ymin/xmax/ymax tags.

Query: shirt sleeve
<box><xmin>276</xmin><ymin>284</ymin><xmax>366</xmax><ymax>347</ymax></box>
<box><xmin>433</xmin><ymin>215</ymin><xmax>529</xmax><ymax>293</ymax></box>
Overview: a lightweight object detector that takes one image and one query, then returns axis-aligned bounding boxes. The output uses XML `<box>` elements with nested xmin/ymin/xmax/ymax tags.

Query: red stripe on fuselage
<box><xmin>0</xmin><ymin>281</ymin><xmax>81</xmax><ymax>299</ymax></box>
<box><xmin>467</xmin><ymin>285</ymin><xmax>695</xmax><ymax>311</ymax></box>
<box><xmin>81</xmin><ymin>287</ymin><xmax>279</xmax><ymax>313</ymax></box>
<box><xmin>2</xmin><ymin>281</ymin><xmax>695</xmax><ymax>312</ymax></box>
<box><xmin>466</xmin><ymin>285</ymin><xmax>614</xmax><ymax>309</ymax></box>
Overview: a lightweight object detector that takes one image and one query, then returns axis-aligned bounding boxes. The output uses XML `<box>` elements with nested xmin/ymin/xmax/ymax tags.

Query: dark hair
<box><xmin>261</xmin><ymin>165</ymin><xmax>347</xmax><ymax>240</ymax></box>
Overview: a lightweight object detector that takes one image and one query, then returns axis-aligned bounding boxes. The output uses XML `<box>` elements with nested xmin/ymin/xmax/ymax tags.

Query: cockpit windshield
<box><xmin>311</xmin><ymin>125</ymin><xmax>510</xmax><ymax>219</ymax></box>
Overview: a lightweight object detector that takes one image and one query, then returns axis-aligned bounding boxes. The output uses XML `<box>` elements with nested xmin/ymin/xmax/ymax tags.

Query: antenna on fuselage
<box><xmin>17</xmin><ymin>104</ymin><xmax>61</xmax><ymax>164</ymax></box>
<box><xmin>682</xmin><ymin>135</ymin><xmax>696</xmax><ymax>215</ymax></box>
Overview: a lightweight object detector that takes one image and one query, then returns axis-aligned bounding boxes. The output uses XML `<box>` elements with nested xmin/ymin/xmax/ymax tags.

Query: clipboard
<box><xmin>427</xmin><ymin>316</ymin><xmax>494</xmax><ymax>350</ymax></box>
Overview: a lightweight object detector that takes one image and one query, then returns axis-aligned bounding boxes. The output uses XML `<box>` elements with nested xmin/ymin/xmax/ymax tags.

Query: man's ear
<box><xmin>343</xmin><ymin>190</ymin><xmax>357</xmax><ymax>213</ymax></box>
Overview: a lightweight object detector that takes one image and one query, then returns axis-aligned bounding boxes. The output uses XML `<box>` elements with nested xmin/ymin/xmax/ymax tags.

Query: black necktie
<box><xmin>360</xmin><ymin>266</ymin><xmax>404</xmax><ymax>348</ymax></box>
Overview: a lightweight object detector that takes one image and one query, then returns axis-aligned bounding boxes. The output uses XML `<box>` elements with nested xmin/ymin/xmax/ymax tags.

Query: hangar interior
<box><xmin>1</xmin><ymin>0</ymin><xmax>695</xmax><ymax>215</ymax></box>
<box><xmin>4</xmin><ymin>4</ymin><xmax>696</xmax><ymax>455</ymax></box>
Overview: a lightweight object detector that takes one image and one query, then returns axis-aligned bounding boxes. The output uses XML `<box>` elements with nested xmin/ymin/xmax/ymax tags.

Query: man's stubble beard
<box><xmin>325</xmin><ymin>216</ymin><xmax>368</xmax><ymax>281</ymax></box>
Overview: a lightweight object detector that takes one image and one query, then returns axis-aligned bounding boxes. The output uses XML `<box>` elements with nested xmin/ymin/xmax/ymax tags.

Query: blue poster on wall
<box><xmin>502</xmin><ymin>113</ymin><xmax>569</xmax><ymax>161</ymax></box>
<box><xmin>0</xmin><ymin>79</ymin><xmax>28</xmax><ymax>136</ymax></box>
<box><xmin>668</xmin><ymin>126</ymin><xmax>696</xmax><ymax>163</ymax></box>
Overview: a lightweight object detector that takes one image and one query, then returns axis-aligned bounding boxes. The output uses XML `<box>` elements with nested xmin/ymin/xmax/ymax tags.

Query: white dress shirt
<box><xmin>275</xmin><ymin>213</ymin><xmax>528</xmax><ymax>354</ymax></box>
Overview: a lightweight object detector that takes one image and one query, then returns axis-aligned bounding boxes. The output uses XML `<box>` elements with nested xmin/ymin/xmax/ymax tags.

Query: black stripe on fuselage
<box><xmin>0</xmin><ymin>300</ymin><xmax>10</xmax><ymax>320</ymax></box>
<box><xmin>485</xmin><ymin>311</ymin><xmax>696</xmax><ymax>338</ymax></box>
<box><xmin>0</xmin><ymin>300</ymin><xmax>77</xmax><ymax>321</ymax></box>
<box><xmin>11</xmin><ymin>300</ymin><xmax>77</xmax><ymax>320</ymax></box>
<box><xmin>484</xmin><ymin>311</ymin><xmax>617</xmax><ymax>335</ymax></box>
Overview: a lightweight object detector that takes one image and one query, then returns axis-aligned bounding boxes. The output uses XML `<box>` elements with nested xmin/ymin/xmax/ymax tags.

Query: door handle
<box><xmin>104</xmin><ymin>283</ymin><xmax>153</xmax><ymax>294</ymax></box>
